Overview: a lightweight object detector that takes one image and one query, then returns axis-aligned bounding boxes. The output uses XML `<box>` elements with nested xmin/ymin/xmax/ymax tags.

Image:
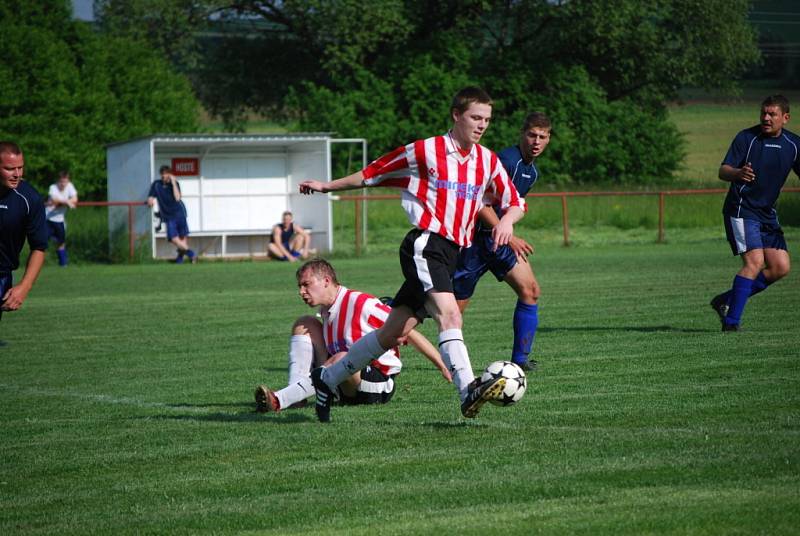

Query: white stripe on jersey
<box><xmin>321</xmin><ymin>286</ymin><xmax>402</xmax><ymax>376</ymax></box>
<box><xmin>413</xmin><ymin>231</ymin><xmax>434</xmax><ymax>291</ymax></box>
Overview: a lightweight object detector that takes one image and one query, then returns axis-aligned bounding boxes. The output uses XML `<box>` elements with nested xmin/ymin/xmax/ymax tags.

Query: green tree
<box><xmin>0</xmin><ymin>0</ymin><xmax>200</xmax><ymax>197</ymax></box>
<box><xmin>94</xmin><ymin>0</ymin><xmax>760</xmax><ymax>185</ymax></box>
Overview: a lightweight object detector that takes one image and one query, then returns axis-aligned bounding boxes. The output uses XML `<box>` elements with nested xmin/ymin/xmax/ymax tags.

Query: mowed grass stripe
<box><xmin>1</xmin><ymin>233</ymin><xmax>798</xmax><ymax>534</ymax></box>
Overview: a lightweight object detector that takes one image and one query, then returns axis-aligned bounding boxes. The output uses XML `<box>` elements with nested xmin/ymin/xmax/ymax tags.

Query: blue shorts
<box><xmin>453</xmin><ymin>231</ymin><xmax>518</xmax><ymax>300</ymax></box>
<box><xmin>724</xmin><ymin>215</ymin><xmax>787</xmax><ymax>256</ymax></box>
<box><xmin>165</xmin><ymin>217</ymin><xmax>190</xmax><ymax>241</ymax></box>
<box><xmin>278</xmin><ymin>242</ymin><xmax>302</xmax><ymax>261</ymax></box>
<box><xmin>0</xmin><ymin>273</ymin><xmax>11</xmax><ymax>321</ymax></box>
<box><xmin>47</xmin><ymin>221</ymin><xmax>66</xmax><ymax>244</ymax></box>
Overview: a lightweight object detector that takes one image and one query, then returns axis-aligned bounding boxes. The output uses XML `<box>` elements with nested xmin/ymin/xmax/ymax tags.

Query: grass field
<box><xmin>3</xmin><ymin>233</ymin><xmax>799</xmax><ymax>534</ymax></box>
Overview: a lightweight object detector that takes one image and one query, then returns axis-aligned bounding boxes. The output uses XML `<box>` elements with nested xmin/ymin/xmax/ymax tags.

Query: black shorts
<box><xmin>391</xmin><ymin>229</ymin><xmax>460</xmax><ymax>320</ymax></box>
<box><xmin>338</xmin><ymin>365</ymin><xmax>397</xmax><ymax>406</ymax></box>
<box><xmin>0</xmin><ymin>272</ymin><xmax>10</xmax><ymax>321</ymax></box>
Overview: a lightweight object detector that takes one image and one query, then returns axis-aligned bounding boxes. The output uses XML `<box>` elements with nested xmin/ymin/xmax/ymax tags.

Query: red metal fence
<box><xmin>338</xmin><ymin>188</ymin><xmax>800</xmax><ymax>255</ymax></box>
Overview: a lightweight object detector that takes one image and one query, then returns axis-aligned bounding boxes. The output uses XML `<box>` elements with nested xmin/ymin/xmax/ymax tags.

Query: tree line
<box><xmin>1</xmin><ymin>0</ymin><xmax>759</xmax><ymax>197</ymax></box>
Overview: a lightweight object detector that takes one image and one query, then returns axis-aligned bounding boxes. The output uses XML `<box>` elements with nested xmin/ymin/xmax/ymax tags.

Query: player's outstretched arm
<box><xmin>406</xmin><ymin>329</ymin><xmax>452</xmax><ymax>383</ymax></box>
<box><xmin>299</xmin><ymin>171</ymin><xmax>365</xmax><ymax>195</ymax></box>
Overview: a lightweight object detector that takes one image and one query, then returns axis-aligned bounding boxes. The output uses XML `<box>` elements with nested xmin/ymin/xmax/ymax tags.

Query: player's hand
<box><xmin>299</xmin><ymin>180</ymin><xmax>325</xmax><ymax>195</ymax></box>
<box><xmin>1</xmin><ymin>285</ymin><xmax>29</xmax><ymax>311</ymax></box>
<box><xmin>738</xmin><ymin>163</ymin><xmax>756</xmax><ymax>183</ymax></box>
<box><xmin>440</xmin><ymin>367</ymin><xmax>453</xmax><ymax>383</ymax></box>
<box><xmin>509</xmin><ymin>236</ymin><xmax>533</xmax><ymax>263</ymax></box>
<box><xmin>490</xmin><ymin>220</ymin><xmax>514</xmax><ymax>250</ymax></box>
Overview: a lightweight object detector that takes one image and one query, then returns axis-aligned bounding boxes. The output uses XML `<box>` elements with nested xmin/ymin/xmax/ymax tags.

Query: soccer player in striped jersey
<box><xmin>299</xmin><ymin>87</ymin><xmax>526</xmax><ymax>422</ymax></box>
<box><xmin>254</xmin><ymin>259</ymin><xmax>450</xmax><ymax>413</ymax></box>
<box><xmin>711</xmin><ymin>94</ymin><xmax>800</xmax><ymax>331</ymax></box>
<box><xmin>454</xmin><ymin>112</ymin><xmax>551</xmax><ymax>372</ymax></box>
<box><xmin>0</xmin><ymin>142</ymin><xmax>48</xmax><ymax>327</ymax></box>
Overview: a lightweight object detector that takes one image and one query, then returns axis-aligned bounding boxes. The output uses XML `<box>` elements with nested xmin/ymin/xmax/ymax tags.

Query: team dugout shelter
<box><xmin>106</xmin><ymin>134</ymin><xmax>366</xmax><ymax>259</ymax></box>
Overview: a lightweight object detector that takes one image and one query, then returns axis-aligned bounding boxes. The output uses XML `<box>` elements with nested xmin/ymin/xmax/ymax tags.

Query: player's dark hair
<box><xmin>59</xmin><ymin>170</ymin><xmax>70</xmax><ymax>178</ymax></box>
<box><xmin>0</xmin><ymin>141</ymin><xmax>22</xmax><ymax>155</ymax></box>
<box><xmin>522</xmin><ymin>112</ymin><xmax>552</xmax><ymax>132</ymax></box>
<box><xmin>762</xmin><ymin>95</ymin><xmax>790</xmax><ymax>114</ymax></box>
<box><xmin>451</xmin><ymin>87</ymin><xmax>493</xmax><ymax>115</ymax></box>
<box><xmin>282</xmin><ymin>210</ymin><xmax>293</xmax><ymax>217</ymax></box>
<box><xmin>159</xmin><ymin>165</ymin><xmax>172</xmax><ymax>174</ymax></box>
<box><xmin>297</xmin><ymin>258</ymin><xmax>338</xmax><ymax>285</ymax></box>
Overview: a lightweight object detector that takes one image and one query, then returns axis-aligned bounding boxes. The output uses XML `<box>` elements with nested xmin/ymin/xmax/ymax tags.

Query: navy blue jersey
<box><xmin>721</xmin><ymin>125</ymin><xmax>800</xmax><ymax>222</ymax></box>
<box><xmin>498</xmin><ymin>145</ymin><xmax>540</xmax><ymax>197</ymax></box>
<box><xmin>476</xmin><ymin>145</ymin><xmax>539</xmax><ymax>233</ymax></box>
<box><xmin>148</xmin><ymin>180</ymin><xmax>187</xmax><ymax>220</ymax></box>
<box><xmin>278</xmin><ymin>222</ymin><xmax>295</xmax><ymax>247</ymax></box>
<box><xmin>0</xmin><ymin>181</ymin><xmax>48</xmax><ymax>273</ymax></box>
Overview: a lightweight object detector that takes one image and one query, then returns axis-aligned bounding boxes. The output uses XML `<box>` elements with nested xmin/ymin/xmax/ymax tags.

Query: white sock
<box><xmin>275</xmin><ymin>377</ymin><xmax>314</xmax><ymax>409</ymax></box>
<box><xmin>325</xmin><ymin>330</ymin><xmax>386</xmax><ymax>388</ymax></box>
<box><xmin>438</xmin><ymin>328</ymin><xmax>474</xmax><ymax>401</ymax></box>
<box><xmin>287</xmin><ymin>334</ymin><xmax>313</xmax><ymax>385</ymax></box>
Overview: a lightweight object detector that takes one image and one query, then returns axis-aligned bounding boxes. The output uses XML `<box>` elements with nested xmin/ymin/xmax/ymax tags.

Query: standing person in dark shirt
<box><xmin>147</xmin><ymin>165</ymin><xmax>197</xmax><ymax>264</ymax></box>
<box><xmin>0</xmin><ymin>142</ymin><xmax>48</xmax><ymax>323</ymax></box>
<box><xmin>710</xmin><ymin>95</ymin><xmax>800</xmax><ymax>331</ymax></box>
<box><xmin>453</xmin><ymin>112</ymin><xmax>551</xmax><ymax>371</ymax></box>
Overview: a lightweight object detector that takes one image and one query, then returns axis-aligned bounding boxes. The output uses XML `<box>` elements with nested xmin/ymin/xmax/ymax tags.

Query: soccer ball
<box><xmin>480</xmin><ymin>360</ymin><xmax>527</xmax><ymax>406</ymax></box>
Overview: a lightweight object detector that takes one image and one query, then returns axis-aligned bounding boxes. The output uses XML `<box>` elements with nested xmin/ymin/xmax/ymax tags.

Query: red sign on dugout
<box><xmin>171</xmin><ymin>157</ymin><xmax>199</xmax><ymax>176</ymax></box>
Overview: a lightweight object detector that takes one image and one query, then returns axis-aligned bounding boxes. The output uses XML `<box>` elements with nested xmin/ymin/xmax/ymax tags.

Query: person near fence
<box><xmin>453</xmin><ymin>112</ymin><xmax>551</xmax><ymax>372</ymax></box>
<box><xmin>254</xmin><ymin>258</ymin><xmax>451</xmax><ymax>413</ymax></box>
<box><xmin>147</xmin><ymin>165</ymin><xmax>197</xmax><ymax>264</ymax></box>
<box><xmin>710</xmin><ymin>94</ymin><xmax>800</xmax><ymax>331</ymax></box>
<box><xmin>0</xmin><ymin>142</ymin><xmax>48</xmax><ymax>324</ymax></box>
<box><xmin>45</xmin><ymin>170</ymin><xmax>78</xmax><ymax>267</ymax></box>
<box><xmin>299</xmin><ymin>86</ymin><xmax>526</xmax><ymax>422</ymax></box>
<box><xmin>268</xmin><ymin>210</ymin><xmax>314</xmax><ymax>262</ymax></box>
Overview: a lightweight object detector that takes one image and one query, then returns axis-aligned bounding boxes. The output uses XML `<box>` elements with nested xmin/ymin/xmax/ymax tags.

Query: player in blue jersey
<box><xmin>268</xmin><ymin>210</ymin><xmax>314</xmax><ymax>262</ymax></box>
<box><xmin>710</xmin><ymin>95</ymin><xmax>800</xmax><ymax>331</ymax></box>
<box><xmin>0</xmin><ymin>142</ymin><xmax>48</xmax><ymax>324</ymax></box>
<box><xmin>147</xmin><ymin>165</ymin><xmax>197</xmax><ymax>264</ymax></box>
<box><xmin>453</xmin><ymin>112</ymin><xmax>551</xmax><ymax>370</ymax></box>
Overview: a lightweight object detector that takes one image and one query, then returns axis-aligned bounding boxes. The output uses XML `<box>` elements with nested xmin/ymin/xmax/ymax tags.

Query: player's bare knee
<box><xmin>292</xmin><ymin>315</ymin><xmax>321</xmax><ymax>335</ymax></box>
<box><xmin>517</xmin><ymin>282</ymin><xmax>540</xmax><ymax>304</ymax></box>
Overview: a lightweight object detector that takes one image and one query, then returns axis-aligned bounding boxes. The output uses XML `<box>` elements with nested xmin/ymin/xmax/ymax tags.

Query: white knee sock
<box><xmin>275</xmin><ymin>376</ymin><xmax>314</xmax><ymax>409</ymax></box>
<box><xmin>438</xmin><ymin>328</ymin><xmax>474</xmax><ymax>401</ymax></box>
<box><xmin>324</xmin><ymin>330</ymin><xmax>386</xmax><ymax>388</ymax></box>
<box><xmin>287</xmin><ymin>334</ymin><xmax>313</xmax><ymax>385</ymax></box>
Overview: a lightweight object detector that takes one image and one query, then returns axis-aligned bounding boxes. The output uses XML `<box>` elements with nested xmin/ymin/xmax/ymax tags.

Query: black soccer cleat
<box><xmin>517</xmin><ymin>359</ymin><xmax>538</xmax><ymax>372</ymax></box>
<box><xmin>310</xmin><ymin>367</ymin><xmax>333</xmax><ymax>423</ymax></box>
<box><xmin>460</xmin><ymin>376</ymin><xmax>506</xmax><ymax>418</ymax></box>
<box><xmin>721</xmin><ymin>323</ymin><xmax>741</xmax><ymax>333</ymax></box>
<box><xmin>710</xmin><ymin>294</ymin><xmax>729</xmax><ymax>324</ymax></box>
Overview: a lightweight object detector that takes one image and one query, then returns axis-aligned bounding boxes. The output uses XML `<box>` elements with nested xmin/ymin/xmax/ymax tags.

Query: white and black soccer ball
<box><xmin>480</xmin><ymin>360</ymin><xmax>527</xmax><ymax>406</ymax></box>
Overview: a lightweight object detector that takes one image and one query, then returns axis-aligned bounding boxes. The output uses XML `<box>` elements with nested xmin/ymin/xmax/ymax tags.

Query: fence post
<box><xmin>354</xmin><ymin>198</ymin><xmax>362</xmax><ymax>256</ymax></box>
<box><xmin>128</xmin><ymin>204</ymin><xmax>135</xmax><ymax>261</ymax></box>
<box><xmin>658</xmin><ymin>192</ymin><xmax>665</xmax><ymax>243</ymax></box>
<box><xmin>561</xmin><ymin>194</ymin><xmax>570</xmax><ymax>246</ymax></box>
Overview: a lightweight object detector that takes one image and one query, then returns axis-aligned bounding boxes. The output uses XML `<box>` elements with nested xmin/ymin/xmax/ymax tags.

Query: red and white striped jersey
<box><xmin>362</xmin><ymin>132</ymin><xmax>526</xmax><ymax>247</ymax></box>
<box><xmin>320</xmin><ymin>286</ymin><xmax>402</xmax><ymax>376</ymax></box>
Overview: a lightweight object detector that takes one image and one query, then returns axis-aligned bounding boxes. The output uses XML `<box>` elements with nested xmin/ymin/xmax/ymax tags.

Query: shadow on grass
<box><xmin>539</xmin><ymin>325</ymin><xmax>711</xmax><ymax>333</ymax></box>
